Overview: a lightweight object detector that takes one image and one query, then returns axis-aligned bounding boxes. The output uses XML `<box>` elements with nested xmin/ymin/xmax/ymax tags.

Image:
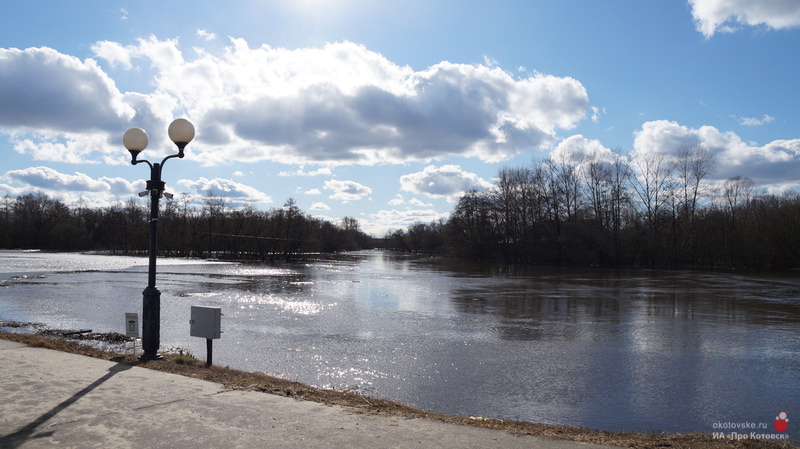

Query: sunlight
<box><xmin>277</xmin><ymin>0</ymin><xmax>352</xmax><ymax>17</ymax></box>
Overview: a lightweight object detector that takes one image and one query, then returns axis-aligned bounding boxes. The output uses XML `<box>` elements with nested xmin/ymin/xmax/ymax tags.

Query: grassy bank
<box><xmin>0</xmin><ymin>329</ymin><xmax>795</xmax><ymax>449</ymax></box>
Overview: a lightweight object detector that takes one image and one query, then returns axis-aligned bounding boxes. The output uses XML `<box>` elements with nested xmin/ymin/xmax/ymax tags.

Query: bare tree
<box><xmin>675</xmin><ymin>144</ymin><xmax>715</xmax><ymax>224</ymax></box>
<box><xmin>608</xmin><ymin>157</ymin><xmax>633</xmax><ymax>241</ymax></box>
<box><xmin>496</xmin><ymin>166</ymin><xmax>534</xmax><ymax>246</ymax></box>
<box><xmin>583</xmin><ymin>154</ymin><xmax>611</xmax><ymax>228</ymax></box>
<box><xmin>202</xmin><ymin>191</ymin><xmax>227</xmax><ymax>257</ymax></box>
<box><xmin>673</xmin><ymin>144</ymin><xmax>715</xmax><ymax>262</ymax></box>
<box><xmin>341</xmin><ymin>216</ymin><xmax>360</xmax><ymax>232</ymax></box>
<box><xmin>722</xmin><ymin>176</ymin><xmax>755</xmax><ymax>225</ymax></box>
<box><xmin>631</xmin><ymin>150</ymin><xmax>673</xmax><ymax>263</ymax></box>
<box><xmin>545</xmin><ymin>157</ymin><xmax>584</xmax><ymax>223</ymax></box>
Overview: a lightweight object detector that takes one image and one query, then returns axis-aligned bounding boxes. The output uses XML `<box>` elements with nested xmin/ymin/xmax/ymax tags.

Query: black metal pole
<box><xmin>141</xmin><ymin>163</ymin><xmax>165</xmax><ymax>360</ymax></box>
<box><xmin>206</xmin><ymin>338</ymin><xmax>213</xmax><ymax>367</ymax></box>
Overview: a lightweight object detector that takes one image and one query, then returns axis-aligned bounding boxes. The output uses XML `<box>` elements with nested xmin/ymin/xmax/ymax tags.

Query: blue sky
<box><xmin>1</xmin><ymin>0</ymin><xmax>799</xmax><ymax>236</ymax></box>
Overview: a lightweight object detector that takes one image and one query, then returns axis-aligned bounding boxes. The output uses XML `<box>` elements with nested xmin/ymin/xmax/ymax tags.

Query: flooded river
<box><xmin>1</xmin><ymin>249</ymin><xmax>798</xmax><ymax>438</ymax></box>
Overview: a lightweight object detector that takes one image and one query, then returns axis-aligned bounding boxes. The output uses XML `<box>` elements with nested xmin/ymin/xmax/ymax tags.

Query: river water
<box><xmin>1</xmin><ymin>249</ymin><xmax>798</xmax><ymax>438</ymax></box>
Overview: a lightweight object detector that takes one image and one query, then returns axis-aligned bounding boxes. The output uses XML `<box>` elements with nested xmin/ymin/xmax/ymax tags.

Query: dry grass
<box><xmin>0</xmin><ymin>330</ymin><xmax>795</xmax><ymax>449</ymax></box>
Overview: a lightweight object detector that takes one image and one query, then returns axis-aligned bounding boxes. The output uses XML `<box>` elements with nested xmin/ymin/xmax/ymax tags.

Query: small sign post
<box><xmin>125</xmin><ymin>313</ymin><xmax>139</xmax><ymax>356</ymax></box>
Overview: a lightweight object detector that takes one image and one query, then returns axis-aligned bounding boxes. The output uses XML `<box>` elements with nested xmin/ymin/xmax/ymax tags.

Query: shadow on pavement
<box><xmin>0</xmin><ymin>363</ymin><xmax>133</xmax><ymax>448</ymax></box>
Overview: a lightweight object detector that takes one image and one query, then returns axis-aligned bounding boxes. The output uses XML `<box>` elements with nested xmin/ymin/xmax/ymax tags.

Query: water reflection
<box><xmin>1</xmin><ymin>250</ymin><xmax>798</xmax><ymax>438</ymax></box>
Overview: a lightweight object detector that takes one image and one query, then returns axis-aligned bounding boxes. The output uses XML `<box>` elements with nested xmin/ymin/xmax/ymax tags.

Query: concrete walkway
<box><xmin>0</xmin><ymin>339</ymin><xmax>615</xmax><ymax>449</ymax></box>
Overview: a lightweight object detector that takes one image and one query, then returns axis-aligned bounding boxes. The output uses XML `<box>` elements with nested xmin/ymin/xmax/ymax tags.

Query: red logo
<box><xmin>774</xmin><ymin>411</ymin><xmax>789</xmax><ymax>433</ymax></box>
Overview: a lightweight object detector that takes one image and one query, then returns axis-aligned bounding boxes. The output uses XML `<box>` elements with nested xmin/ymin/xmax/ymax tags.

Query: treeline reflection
<box><xmin>445</xmin><ymin>267</ymin><xmax>800</xmax><ymax>341</ymax></box>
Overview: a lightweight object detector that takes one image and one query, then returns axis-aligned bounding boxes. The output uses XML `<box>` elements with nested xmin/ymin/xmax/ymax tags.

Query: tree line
<box><xmin>386</xmin><ymin>145</ymin><xmax>800</xmax><ymax>271</ymax></box>
<box><xmin>0</xmin><ymin>192</ymin><xmax>374</xmax><ymax>261</ymax></box>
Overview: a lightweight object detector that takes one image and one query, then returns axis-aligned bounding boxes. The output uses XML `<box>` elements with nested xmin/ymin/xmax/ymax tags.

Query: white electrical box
<box><xmin>190</xmin><ymin>306</ymin><xmax>222</xmax><ymax>339</ymax></box>
<box><xmin>125</xmin><ymin>313</ymin><xmax>139</xmax><ymax>338</ymax></box>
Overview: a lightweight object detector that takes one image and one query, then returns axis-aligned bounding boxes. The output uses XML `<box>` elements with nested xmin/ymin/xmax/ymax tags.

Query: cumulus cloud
<box><xmin>633</xmin><ymin>120</ymin><xmax>800</xmax><ymax>183</ymax></box>
<box><xmin>0</xmin><ymin>44</ymin><xmax>181</xmax><ymax>165</ymax></box>
<box><xmin>323</xmin><ymin>179</ymin><xmax>372</xmax><ymax>201</ymax></box>
<box><xmin>689</xmin><ymin>0</ymin><xmax>800</xmax><ymax>38</ymax></box>
<box><xmin>0</xmin><ymin>166</ymin><xmax>143</xmax><ymax>207</ymax></box>
<box><xmin>177</xmin><ymin>177</ymin><xmax>272</xmax><ymax>204</ymax></box>
<box><xmin>0</xmin><ymin>46</ymin><xmax>134</xmax><ymax>133</ymax></box>
<box><xmin>4</xmin><ymin>166</ymin><xmax>139</xmax><ymax>195</ymax></box>
<box><xmin>93</xmin><ymin>35</ymin><xmax>183</xmax><ymax>72</ymax></box>
<box><xmin>90</xmin><ymin>37</ymin><xmax>588</xmax><ymax>166</ymax></box>
<box><xmin>399</xmin><ymin>165</ymin><xmax>493</xmax><ymax>200</ymax></box>
<box><xmin>0</xmin><ymin>183</ymin><xmax>24</xmax><ymax>198</ymax></box>
<box><xmin>550</xmin><ymin>135</ymin><xmax>621</xmax><ymax>165</ymax></box>
<box><xmin>0</xmin><ymin>37</ymin><xmax>590</xmax><ymax>168</ymax></box>
<box><xmin>91</xmin><ymin>41</ymin><xmax>134</xmax><ymax>70</ymax></box>
<box><xmin>11</xmin><ymin>132</ymin><xmax>113</xmax><ymax>165</ymax></box>
<box><xmin>309</xmin><ymin>202</ymin><xmax>330</xmax><ymax>211</ymax></box>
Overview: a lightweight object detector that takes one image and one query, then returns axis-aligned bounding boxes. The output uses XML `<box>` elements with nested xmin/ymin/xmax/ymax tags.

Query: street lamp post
<box><xmin>123</xmin><ymin>118</ymin><xmax>195</xmax><ymax>360</ymax></box>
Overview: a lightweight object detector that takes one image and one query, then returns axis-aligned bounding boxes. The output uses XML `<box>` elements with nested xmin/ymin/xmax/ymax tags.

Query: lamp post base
<box><xmin>141</xmin><ymin>286</ymin><xmax>162</xmax><ymax>361</ymax></box>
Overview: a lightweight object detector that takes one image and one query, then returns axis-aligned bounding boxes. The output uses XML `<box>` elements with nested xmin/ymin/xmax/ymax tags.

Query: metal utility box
<box><xmin>125</xmin><ymin>313</ymin><xmax>139</xmax><ymax>338</ymax></box>
<box><xmin>190</xmin><ymin>306</ymin><xmax>222</xmax><ymax>339</ymax></box>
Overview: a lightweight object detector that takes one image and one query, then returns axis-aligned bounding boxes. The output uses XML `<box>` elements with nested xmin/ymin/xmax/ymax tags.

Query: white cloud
<box><xmin>11</xmin><ymin>131</ymin><xmax>130</xmax><ymax>165</ymax></box>
<box><xmin>633</xmin><ymin>119</ymin><xmax>800</xmax><ymax>183</ymax></box>
<box><xmin>0</xmin><ymin>47</ymin><xmax>134</xmax><ymax>133</ymax></box>
<box><xmin>0</xmin><ymin>44</ymin><xmax>182</xmax><ymax>165</ymax></box>
<box><xmin>389</xmin><ymin>194</ymin><xmax>405</xmax><ymax>206</ymax></box>
<box><xmin>309</xmin><ymin>202</ymin><xmax>330</xmax><ymax>211</ymax></box>
<box><xmin>106</xmin><ymin>37</ymin><xmax>588</xmax><ymax>166</ymax></box>
<box><xmin>304</xmin><ymin>188</ymin><xmax>322</xmax><ymax>195</ymax></box>
<box><xmin>550</xmin><ymin>135</ymin><xmax>620</xmax><ymax>165</ymax></box>
<box><xmin>177</xmin><ymin>177</ymin><xmax>272</xmax><ymax>204</ymax></box>
<box><xmin>0</xmin><ymin>183</ymin><xmax>24</xmax><ymax>198</ymax></box>
<box><xmin>0</xmin><ymin>166</ymin><xmax>144</xmax><ymax>207</ymax></box>
<box><xmin>91</xmin><ymin>40</ymin><xmax>134</xmax><ymax>69</ymax></box>
<box><xmin>399</xmin><ymin>165</ymin><xmax>493</xmax><ymax>200</ymax></box>
<box><xmin>689</xmin><ymin>0</ymin><xmax>800</xmax><ymax>38</ymax></box>
<box><xmin>92</xmin><ymin>35</ymin><xmax>183</xmax><ymax>72</ymax></box>
<box><xmin>0</xmin><ymin>37</ymin><xmax>590</xmax><ymax>168</ymax></box>
<box><xmin>591</xmin><ymin>106</ymin><xmax>604</xmax><ymax>123</ymax></box>
<box><xmin>365</xmin><ymin>208</ymin><xmax>450</xmax><ymax>236</ymax></box>
<box><xmin>196</xmin><ymin>29</ymin><xmax>217</xmax><ymax>41</ymax></box>
<box><xmin>3</xmin><ymin>166</ymin><xmax>138</xmax><ymax>195</ymax></box>
<box><xmin>278</xmin><ymin>167</ymin><xmax>333</xmax><ymax>177</ymax></box>
<box><xmin>409</xmin><ymin>198</ymin><xmax>433</xmax><ymax>207</ymax></box>
<box><xmin>738</xmin><ymin>114</ymin><xmax>775</xmax><ymax>126</ymax></box>
<box><xmin>323</xmin><ymin>179</ymin><xmax>372</xmax><ymax>201</ymax></box>
<box><xmin>387</xmin><ymin>194</ymin><xmax>433</xmax><ymax>208</ymax></box>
